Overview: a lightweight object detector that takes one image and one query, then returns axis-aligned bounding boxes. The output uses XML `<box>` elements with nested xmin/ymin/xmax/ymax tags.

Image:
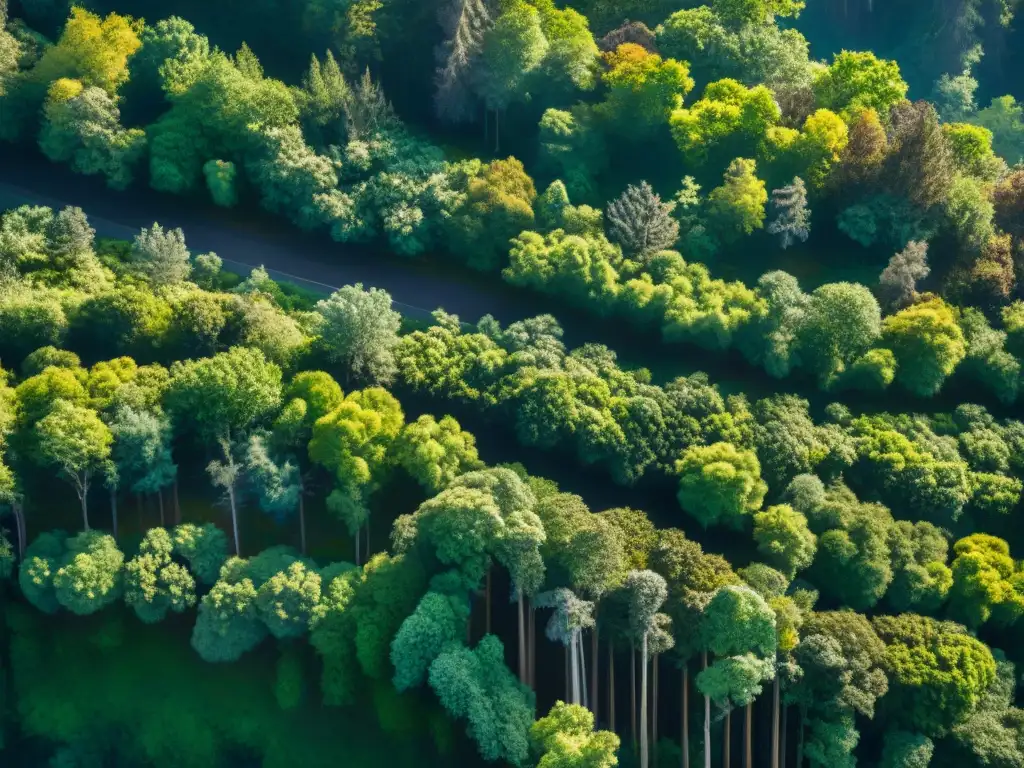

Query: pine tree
<box><xmin>606</xmin><ymin>181</ymin><xmax>680</xmax><ymax>259</ymax></box>
<box><xmin>767</xmin><ymin>177</ymin><xmax>811</xmax><ymax>249</ymax></box>
<box><xmin>878</xmin><ymin>240</ymin><xmax>930</xmax><ymax>310</ymax></box>
<box><xmin>434</xmin><ymin>0</ymin><xmax>493</xmax><ymax>123</ymax></box>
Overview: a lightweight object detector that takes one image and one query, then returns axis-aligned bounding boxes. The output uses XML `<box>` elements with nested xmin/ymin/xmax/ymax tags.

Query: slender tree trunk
<box><xmin>110</xmin><ymin>488</ymin><xmax>118</xmax><ymax>541</ymax></box>
<box><xmin>703</xmin><ymin>652</ymin><xmax>711</xmax><ymax>768</ymax></box>
<box><xmin>571</xmin><ymin>634</ymin><xmax>580</xmax><ymax>705</ymax></box>
<box><xmin>529</xmin><ymin>600</ymin><xmax>536</xmax><ymax>688</ymax></box>
<box><xmin>579</xmin><ymin>630</ymin><xmax>588</xmax><ymax>710</ymax></box>
<box><xmin>796</xmin><ymin>705</ymin><xmax>805</xmax><ymax>768</ymax></box>
<box><xmin>158</xmin><ymin>489</ymin><xmax>165</xmax><ymax>527</ymax></box>
<box><xmin>173</xmin><ymin>476</ymin><xmax>181</xmax><ymax>525</ymax></box>
<box><xmin>566</xmin><ymin>645</ymin><xmax>571</xmax><ymax>701</ymax></box>
<box><xmin>485</xmin><ymin>566</ymin><xmax>492</xmax><ymax>635</ymax></box>
<box><xmin>591</xmin><ymin>620</ymin><xmax>599</xmax><ymax>720</ymax></box>
<box><xmin>228</xmin><ymin>485</ymin><xmax>240</xmax><ymax>556</ymax></box>
<box><xmin>298</xmin><ymin>488</ymin><xmax>307</xmax><ymax>555</ymax></box>
<box><xmin>724</xmin><ymin>710</ymin><xmax>731</xmax><ymax>768</ymax></box>
<box><xmin>609</xmin><ymin>643</ymin><xmax>616</xmax><ymax>732</ymax></box>
<box><xmin>517</xmin><ymin>590</ymin><xmax>527</xmax><ymax>684</ymax></box>
<box><xmin>631</xmin><ymin>640</ymin><xmax>637</xmax><ymax>753</ymax></box>
<box><xmin>683</xmin><ymin>665</ymin><xmax>690</xmax><ymax>768</ymax></box>
<box><xmin>640</xmin><ymin>633</ymin><xmax>649</xmax><ymax>768</ymax></box>
<box><xmin>772</xmin><ymin>677</ymin><xmax>781</xmax><ymax>768</ymax></box>
<box><xmin>653</xmin><ymin>653</ymin><xmax>659</xmax><ymax>767</ymax></box>
<box><xmin>13</xmin><ymin>498</ymin><xmax>25</xmax><ymax>560</ymax></box>
<box><xmin>745</xmin><ymin>702</ymin><xmax>752</xmax><ymax>768</ymax></box>
<box><xmin>780</xmin><ymin>701</ymin><xmax>788</xmax><ymax>768</ymax></box>
<box><xmin>79</xmin><ymin>472</ymin><xmax>90</xmax><ymax>531</ymax></box>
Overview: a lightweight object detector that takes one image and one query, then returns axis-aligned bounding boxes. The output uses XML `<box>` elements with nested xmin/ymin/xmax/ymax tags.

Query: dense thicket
<box><xmin>0</xmin><ymin>207</ymin><xmax>1022</xmax><ymax>767</ymax></box>
<box><xmin>4</xmin><ymin>0</ymin><xmax>1024</xmax><ymax>409</ymax></box>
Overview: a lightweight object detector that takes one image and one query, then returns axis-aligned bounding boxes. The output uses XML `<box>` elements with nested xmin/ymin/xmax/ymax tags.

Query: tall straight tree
<box><xmin>434</xmin><ymin>0</ymin><xmax>492</xmax><ymax>123</ymax></box>
<box><xmin>536</xmin><ymin>587</ymin><xmax>594</xmax><ymax>706</ymax></box>
<box><xmin>606</xmin><ymin>181</ymin><xmax>680</xmax><ymax>260</ymax></box>
<box><xmin>207</xmin><ymin>437</ymin><xmax>243</xmax><ymax>556</ymax></box>
<box><xmin>767</xmin><ymin>178</ymin><xmax>811</xmax><ymax>249</ymax></box>
<box><xmin>624</xmin><ymin>570</ymin><xmax>673</xmax><ymax>768</ymax></box>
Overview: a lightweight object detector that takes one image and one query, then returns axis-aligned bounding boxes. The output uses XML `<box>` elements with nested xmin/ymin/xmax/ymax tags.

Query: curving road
<box><xmin>0</xmin><ymin>150</ymin><xmax>548</xmax><ymax>325</ymax></box>
<box><xmin>0</xmin><ymin>150</ymin><xmax>1007</xmax><ymax>417</ymax></box>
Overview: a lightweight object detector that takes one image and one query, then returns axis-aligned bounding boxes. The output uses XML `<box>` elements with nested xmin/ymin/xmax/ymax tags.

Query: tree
<box><xmin>622</xmin><ymin>570</ymin><xmax>672</xmax><ymax>768</ymax></box>
<box><xmin>529</xmin><ymin>701</ymin><xmax>619</xmax><ymax>768</ymax></box>
<box><xmin>796</xmin><ymin>282</ymin><xmax>882</xmax><ymax>386</ymax></box>
<box><xmin>38</xmin><ymin>81</ymin><xmax>146</xmax><ymax>190</ymax></box>
<box><xmin>767</xmin><ymin>177</ymin><xmax>810</xmax><ymax>249</ymax></box>
<box><xmin>429</xmin><ymin>635</ymin><xmax>535</xmax><ymax>765</ymax></box>
<box><xmin>208</xmin><ymin>438</ymin><xmax>244</xmax><ymax>557</ymax></box>
<box><xmin>873</xmin><ymin>613</ymin><xmax>996</xmax><ymax>737</ymax></box>
<box><xmin>433</xmin><ymin>0</ymin><xmax>493</xmax><ymax>123</ymax></box>
<box><xmin>247</xmin><ymin>432</ymin><xmax>302</xmax><ymax>542</ymax></box>
<box><xmin>165</xmin><ymin>347</ymin><xmax>282</xmax><ymax>443</ymax></box>
<box><xmin>30</xmin><ymin>8</ymin><xmax>142</xmax><ymax>96</ymax></box>
<box><xmin>973</xmin><ymin>95</ymin><xmax>1024</xmax><ymax>166</ymax></box>
<box><xmin>878</xmin><ymin>241</ymin><xmax>929</xmax><ymax>311</ymax></box>
<box><xmin>171</xmin><ymin>522</ymin><xmax>228</xmax><ymax>586</ymax></box>
<box><xmin>812</xmin><ymin>51</ymin><xmax>908</xmax><ymax>118</ymax></box>
<box><xmin>110</xmin><ymin>406</ymin><xmax>176</xmax><ymax>529</ymax></box>
<box><xmin>34</xmin><ymin>400</ymin><xmax>112</xmax><ymax>531</ymax></box>
<box><xmin>707</xmin><ymin>158</ymin><xmax>767</xmax><ymax>242</ymax></box>
<box><xmin>676</xmin><ymin>441</ymin><xmax>767</xmax><ymax>529</ymax></box>
<box><xmin>393</xmin><ymin>414</ymin><xmax>483</xmax><ymax>494</ymax></box>
<box><xmin>391</xmin><ymin>587</ymin><xmax>470</xmax><ymax>691</ymax></box>
<box><xmin>315</xmin><ymin>284</ymin><xmax>401</xmax><ymax>385</ymax></box>
<box><xmin>446</xmin><ymin>158</ymin><xmax>537</xmax><ymax>271</ymax></box>
<box><xmin>605</xmin><ymin>181</ymin><xmax>679</xmax><ymax>259</ymax></box>
<box><xmin>947</xmin><ymin>534</ymin><xmax>1024</xmax><ymax>629</ymax></box>
<box><xmin>597</xmin><ymin>44</ymin><xmax>694</xmax><ymax>139</ymax></box>
<box><xmin>121</xmin><ymin>16</ymin><xmax>210</xmax><ymax>122</ymax></box>
<box><xmin>536</xmin><ymin>587</ymin><xmax>595</xmax><ymax>707</ymax></box>
<box><xmin>130</xmin><ymin>223</ymin><xmax>191</xmax><ymax>286</ymax></box>
<box><xmin>885</xmin><ymin>101</ymin><xmax>955</xmax><ymax>211</ymax></box>
<box><xmin>51</xmin><ymin>530</ymin><xmax>124</xmax><ymax>615</ymax></box>
<box><xmin>882</xmin><ymin>297</ymin><xmax>966</xmax><ymax>397</ymax></box>
<box><xmin>712</xmin><ymin>0</ymin><xmax>804</xmax><ymax>26</ymax></box>
<box><xmin>256</xmin><ymin>560</ymin><xmax>322</xmax><ymax>639</ymax></box>
<box><xmin>191</xmin><ymin>561</ymin><xmax>267</xmax><ymax>663</ymax></box>
<box><xmin>124</xmin><ymin>527</ymin><xmax>196</xmax><ymax>623</ymax></box>
<box><xmin>879</xmin><ymin>730</ymin><xmax>934</xmax><ymax>768</ymax></box>
<box><xmin>475</xmin><ymin>0</ymin><xmax>548</xmax><ymax>149</ymax></box>
<box><xmin>753</xmin><ymin>504</ymin><xmax>816</xmax><ymax>577</ymax></box>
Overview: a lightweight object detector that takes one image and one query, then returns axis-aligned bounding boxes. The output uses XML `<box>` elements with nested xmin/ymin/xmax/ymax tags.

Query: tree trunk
<box><xmin>80</xmin><ymin>472</ymin><xmax>90</xmax><ymax>531</ymax></box>
<box><xmin>703</xmin><ymin>652</ymin><xmax>711</xmax><ymax>768</ymax></box>
<box><xmin>566</xmin><ymin>645</ymin><xmax>571</xmax><ymax>701</ymax></box>
<box><xmin>570</xmin><ymin>634</ymin><xmax>580</xmax><ymax>705</ymax></box>
<box><xmin>517</xmin><ymin>590</ymin><xmax>527</xmax><ymax>684</ymax></box>
<box><xmin>640</xmin><ymin>632</ymin><xmax>649</xmax><ymax>768</ymax></box>
<box><xmin>780</xmin><ymin>702</ymin><xmax>788</xmax><ymax>768</ymax></box>
<box><xmin>683</xmin><ymin>665</ymin><xmax>689</xmax><ymax>768</ymax></box>
<box><xmin>653</xmin><ymin>653</ymin><xmax>659</xmax><ymax>767</ymax></box>
<box><xmin>591</xmin><ymin>621</ymin><xmax>599</xmax><ymax>721</ymax></box>
<box><xmin>796</xmin><ymin>705</ymin><xmax>805</xmax><ymax>768</ymax></box>
<box><xmin>298</xmin><ymin>488</ymin><xmax>307</xmax><ymax>555</ymax></box>
<box><xmin>745</xmin><ymin>702</ymin><xmax>752</xmax><ymax>768</ymax></box>
<box><xmin>354</xmin><ymin>522</ymin><xmax>361</xmax><ymax>566</ymax></box>
<box><xmin>579</xmin><ymin>630</ymin><xmax>589</xmax><ymax>710</ymax></box>
<box><xmin>772</xmin><ymin>677</ymin><xmax>780</xmax><ymax>768</ymax></box>
<box><xmin>631</xmin><ymin>640</ymin><xmax>637</xmax><ymax>753</ymax></box>
<box><xmin>158</xmin><ymin>489</ymin><xmax>165</xmax><ymax>527</ymax></box>
<box><xmin>724</xmin><ymin>710</ymin><xmax>731</xmax><ymax>768</ymax></box>
<box><xmin>110</xmin><ymin>488</ymin><xmax>118</xmax><ymax>541</ymax></box>
<box><xmin>13</xmin><ymin>498</ymin><xmax>25</xmax><ymax>560</ymax></box>
<box><xmin>485</xmin><ymin>566</ymin><xmax>492</xmax><ymax>635</ymax></box>
<box><xmin>529</xmin><ymin>600</ymin><xmax>536</xmax><ymax>688</ymax></box>
<box><xmin>609</xmin><ymin>643</ymin><xmax>616</xmax><ymax>732</ymax></box>
<box><xmin>173</xmin><ymin>476</ymin><xmax>181</xmax><ymax>525</ymax></box>
<box><xmin>228</xmin><ymin>485</ymin><xmax>240</xmax><ymax>556</ymax></box>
